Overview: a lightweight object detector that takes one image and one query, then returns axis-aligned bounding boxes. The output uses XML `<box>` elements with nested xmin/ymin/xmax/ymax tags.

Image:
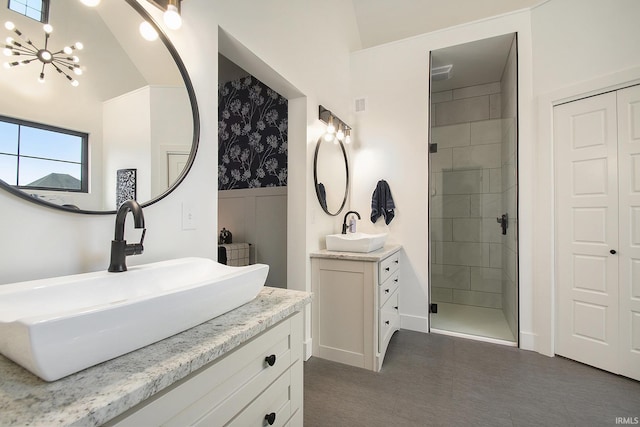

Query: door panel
<box><xmin>617</xmin><ymin>84</ymin><xmax>640</xmax><ymax>380</ymax></box>
<box><xmin>555</xmin><ymin>92</ymin><xmax>619</xmax><ymax>374</ymax></box>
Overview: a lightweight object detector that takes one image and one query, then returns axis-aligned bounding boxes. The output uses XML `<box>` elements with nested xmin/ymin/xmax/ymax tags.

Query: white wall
<box><xmin>350</xmin><ymin>11</ymin><xmax>534</xmax><ymax>338</ymax></box>
<box><xmin>0</xmin><ymin>0</ymin><xmax>360</xmax><ymax>296</ymax></box>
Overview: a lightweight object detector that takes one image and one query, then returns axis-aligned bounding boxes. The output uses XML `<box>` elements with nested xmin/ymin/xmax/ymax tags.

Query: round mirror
<box><xmin>313</xmin><ymin>136</ymin><xmax>348</xmax><ymax>216</ymax></box>
<box><xmin>0</xmin><ymin>0</ymin><xmax>199</xmax><ymax>213</ymax></box>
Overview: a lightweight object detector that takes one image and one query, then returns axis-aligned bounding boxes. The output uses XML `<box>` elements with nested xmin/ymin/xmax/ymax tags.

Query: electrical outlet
<box><xmin>182</xmin><ymin>202</ymin><xmax>196</xmax><ymax>230</ymax></box>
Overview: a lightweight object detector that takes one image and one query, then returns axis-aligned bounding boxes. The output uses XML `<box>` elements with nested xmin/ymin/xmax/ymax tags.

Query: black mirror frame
<box><xmin>0</xmin><ymin>0</ymin><xmax>200</xmax><ymax>215</ymax></box>
<box><xmin>313</xmin><ymin>136</ymin><xmax>349</xmax><ymax>216</ymax></box>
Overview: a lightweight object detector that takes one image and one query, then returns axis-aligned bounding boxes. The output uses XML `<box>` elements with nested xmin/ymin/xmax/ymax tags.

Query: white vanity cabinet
<box><xmin>311</xmin><ymin>246</ymin><xmax>401</xmax><ymax>372</ymax></box>
<box><xmin>106</xmin><ymin>312</ymin><xmax>303</xmax><ymax>427</ymax></box>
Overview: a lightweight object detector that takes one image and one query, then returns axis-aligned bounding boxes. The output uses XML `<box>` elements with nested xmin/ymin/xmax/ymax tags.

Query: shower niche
<box><xmin>428</xmin><ymin>33</ymin><xmax>519</xmax><ymax>345</ymax></box>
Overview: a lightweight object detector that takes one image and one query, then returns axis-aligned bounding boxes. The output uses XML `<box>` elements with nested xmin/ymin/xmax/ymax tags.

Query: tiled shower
<box><xmin>429</xmin><ymin>35</ymin><xmax>518</xmax><ymax>343</ymax></box>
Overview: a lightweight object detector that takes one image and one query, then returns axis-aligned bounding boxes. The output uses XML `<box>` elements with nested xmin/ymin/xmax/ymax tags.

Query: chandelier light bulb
<box><xmin>43</xmin><ymin>24</ymin><xmax>53</xmax><ymax>34</ymax></box>
<box><xmin>74</xmin><ymin>67</ymin><xmax>82</xmax><ymax>75</ymax></box>
<box><xmin>74</xmin><ymin>42</ymin><xmax>83</xmax><ymax>50</ymax></box>
<box><xmin>164</xmin><ymin>4</ymin><xmax>182</xmax><ymax>30</ymax></box>
<box><xmin>139</xmin><ymin>21</ymin><xmax>158</xmax><ymax>41</ymax></box>
<box><xmin>5</xmin><ymin>21</ymin><xmax>15</xmax><ymax>31</ymax></box>
<box><xmin>71</xmin><ymin>79</ymin><xmax>79</xmax><ymax>87</ymax></box>
<box><xmin>63</xmin><ymin>46</ymin><xmax>72</xmax><ymax>55</ymax></box>
<box><xmin>80</xmin><ymin>0</ymin><xmax>101</xmax><ymax>6</ymax></box>
<box><xmin>3</xmin><ymin>48</ymin><xmax>11</xmax><ymax>56</ymax></box>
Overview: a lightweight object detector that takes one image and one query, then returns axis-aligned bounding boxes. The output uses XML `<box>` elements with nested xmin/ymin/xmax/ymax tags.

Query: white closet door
<box><xmin>554</xmin><ymin>92</ymin><xmax>620</xmax><ymax>374</ymax></box>
<box><xmin>617</xmin><ymin>85</ymin><xmax>640</xmax><ymax>380</ymax></box>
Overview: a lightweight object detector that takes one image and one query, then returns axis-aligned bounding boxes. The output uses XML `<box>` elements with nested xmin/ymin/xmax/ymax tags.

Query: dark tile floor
<box><xmin>304</xmin><ymin>330</ymin><xmax>640</xmax><ymax>426</ymax></box>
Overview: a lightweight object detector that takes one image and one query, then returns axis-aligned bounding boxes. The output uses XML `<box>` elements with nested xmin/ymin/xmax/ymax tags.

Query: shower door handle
<box><xmin>497</xmin><ymin>213</ymin><xmax>508</xmax><ymax>235</ymax></box>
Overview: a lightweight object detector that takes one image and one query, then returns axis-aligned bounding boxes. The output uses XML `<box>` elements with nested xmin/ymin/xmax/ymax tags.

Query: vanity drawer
<box><xmin>378</xmin><ymin>290</ymin><xmax>400</xmax><ymax>352</ymax></box>
<box><xmin>378</xmin><ymin>272</ymin><xmax>399</xmax><ymax>308</ymax></box>
<box><xmin>226</xmin><ymin>362</ymin><xmax>297</xmax><ymax>427</ymax></box>
<box><xmin>109</xmin><ymin>313</ymin><xmax>302</xmax><ymax>427</ymax></box>
<box><xmin>379</xmin><ymin>252</ymin><xmax>400</xmax><ymax>284</ymax></box>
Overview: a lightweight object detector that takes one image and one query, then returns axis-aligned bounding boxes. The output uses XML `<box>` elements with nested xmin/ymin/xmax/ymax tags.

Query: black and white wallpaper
<box><xmin>218</xmin><ymin>76</ymin><xmax>288</xmax><ymax>190</ymax></box>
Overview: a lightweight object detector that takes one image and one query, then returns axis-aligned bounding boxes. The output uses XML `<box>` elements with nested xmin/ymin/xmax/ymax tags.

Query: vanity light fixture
<box><xmin>3</xmin><ymin>21</ymin><xmax>83</xmax><ymax>87</ymax></box>
<box><xmin>319</xmin><ymin>105</ymin><xmax>352</xmax><ymax>146</ymax></box>
<box><xmin>138</xmin><ymin>0</ymin><xmax>183</xmax><ymax>41</ymax></box>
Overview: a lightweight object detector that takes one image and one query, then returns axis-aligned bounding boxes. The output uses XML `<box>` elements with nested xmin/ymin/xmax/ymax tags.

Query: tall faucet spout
<box><xmin>342</xmin><ymin>210</ymin><xmax>361</xmax><ymax>234</ymax></box>
<box><xmin>109</xmin><ymin>200</ymin><xmax>146</xmax><ymax>273</ymax></box>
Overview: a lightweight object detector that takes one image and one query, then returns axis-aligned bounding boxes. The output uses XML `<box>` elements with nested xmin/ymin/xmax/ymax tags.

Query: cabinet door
<box><xmin>554</xmin><ymin>92</ymin><xmax>620</xmax><ymax>374</ymax></box>
<box><xmin>617</xmin><ymin>84</ymin><xmax>640</xmax><ymax>381</ymax></box>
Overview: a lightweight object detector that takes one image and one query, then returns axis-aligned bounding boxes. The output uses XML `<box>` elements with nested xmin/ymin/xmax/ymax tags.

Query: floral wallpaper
<box><xmin>218</xmin><ymin>76</ymin><xmax>288</xmax><ymax>190</ymax></box>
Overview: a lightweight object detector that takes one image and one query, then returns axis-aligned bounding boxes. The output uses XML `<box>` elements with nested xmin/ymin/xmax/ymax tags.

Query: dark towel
<box><xmin>316</xmin><ymin>183</ymin><xmax>328</xmax><ymax>211</ymax></box>
<box><xmin>371</xmin><ymin>180</ymin><xmax>395</xmax><ymax>224</ymax></box>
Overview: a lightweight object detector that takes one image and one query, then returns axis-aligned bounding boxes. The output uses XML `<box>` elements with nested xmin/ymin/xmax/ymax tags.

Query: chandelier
<box><xmin>3</xmin><ymin>21</ymin><xmax>83</xmax><ymax>87</ymax></box>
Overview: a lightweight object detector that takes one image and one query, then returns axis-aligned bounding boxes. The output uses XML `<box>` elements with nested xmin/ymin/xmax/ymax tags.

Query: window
<box><xmin>0</xmin><ymin>116</ymin><xmax>88</xmax><ymax>192</ymax></box>
<box><xmin>7</xmin><ymin>0</ymin><xmax>49</xmax><ymax>23</ymax></box>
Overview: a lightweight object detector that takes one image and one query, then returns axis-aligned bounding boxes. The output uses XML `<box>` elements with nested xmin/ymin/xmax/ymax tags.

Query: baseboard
<box><xmin>400</xmin><ymin>313</ymin><xmax>429</xmax><ymax>333</ymax></box>
<box><xmin>519</xmin><ymin>331</ymin><xmax>536</xmax><ymax>352</ymax></box>
<box><xmin>303</xmin><ymin>338</ymin><xmax>312</xmax><ymax>361</ymax></box>
<box><xmin>432</xmin><ymin>328</ymin><xmax>517</xmax><ymax>347</ymax></box>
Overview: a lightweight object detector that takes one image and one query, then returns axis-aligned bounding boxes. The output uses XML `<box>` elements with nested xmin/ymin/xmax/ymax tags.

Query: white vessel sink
<box><xmin>0</xmin><ymin>257</ymin><xmax>268</xmax><ymax>381</ymax></box>
<box><xmin>326</xmin><ymin>232</ymin><xmax>387</xmax><ymax>253</ymax></box>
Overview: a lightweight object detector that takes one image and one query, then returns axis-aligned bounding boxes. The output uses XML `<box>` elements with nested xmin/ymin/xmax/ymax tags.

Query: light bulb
<box><xmin>71</xmin><ymin>79</ymin><xmax>79</xmax><ymax>87</ymax></box>
<box><xmin>6</xmin><ymin>37</ymin><xmax>13</xmax><ymax>44</ymax></box>
<box><xmin>63</xmin><ymin>46</ymin><xmax>72</xmax><ymax>55</ymax></box>
<box><xmin>80</xmin><ymin>0</ymin><xmax>101</xmax><ymax>6</ymax></box>
<box><xmin>164</xmin><ymin>4</ymin><xmax>182</xmax><ymax>30</ymax></box>
<box><xmin>139</xmin><ymin>21</ymin><xmax>158</xmax><ymax>41</ymax></box>
<box><xmin>324</xmin><ymin>132</ymin><xmax>334</xmax><ymax>142</ymax></box>
<box><xmin>74</xmin><ymin>67</ymin><xmax>82</xmax><ymax>75</ymax></box>
<box><xmin>74</xmin><ymin>42</ymin><xmax>83</xmax><ymax>50</ymax></box>
<box><xmin>5</xmin><ymin>22</ymin><xmax>15</xmax><ymax>31</ymax></box>
<box><xmin>3</xmin><ymin>48</ymin><xmax>12</xmax><ymax>57</ymax></box>
<box><xmin>326</xmin><ymin>115</ymin><xmax>336</xmax><ymax>134</ymax></box>
<box><xmin>336</xmin><ymin>124</ymin><xmax>345</xmax><ymax>141</ymax></box>
<box><xmin>345</xmin><ymin>129</ymin><xmax>352</xmax><ymax>144</ymax></box>
<box><xmin>43</xmin><ymin>24</ymin><xmax>53</xmax><ymax>34</ymax></box>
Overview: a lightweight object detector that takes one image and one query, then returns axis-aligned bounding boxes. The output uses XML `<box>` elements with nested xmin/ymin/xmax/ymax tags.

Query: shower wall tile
<box><xmin>452</xmin><ymin>82</ymin><xmax>500</xmax><ymax>100</ymax></box>
<box><xmin>489</xmin><ymin>94</ymin><xmax>502</xmax><ymax>119</ymax></box>
<box><xmin>442</xmin><ymin>242</ymin><xmax>483</xmax><ymax>267</ymax></box>
<box><xmin>489</xmin><ymin>168</ymin><xmax>502</xmax><ymax>193</ymax></box>
<box><xmin>452</xmin><ymin>218</ymin><xmax>481</xmax><ymax>242</ymax></box>
<box><xmin>431</xmin><ymin>123</ymin><xmax>470</xmax><ymax>148</ymax></box>
<box><xmin>430</xmin><ymin>195</ymin><xmax>470</xmax><ymax>218</ymax></box>
<box><xmin>435</xmin><ymin>96</ymin><xmax>489</xmax><ymax>126</ymax></box>
<box><xmin>452</xmin><ymin>289</ymin><xmax>502</xmax><ymax>309</ymax></box>
<box><xmin>481</xmin><ymin>218</ymin><xmax>504</xmax><ymax>243</ymax></box>
<box><xmin>471</xmin><ymin>119</ymin><xmax>503</xmax><ymax>145</ymax></box>
<box><xmin>431</xmin><ymin>287</ymin><xmax>453</xmax><ymax>303</ymax></box>
<box><xmin>431</xmin><ymin>218</ymin><xmax>453</xmax><ymax>241</ymax></box>
<box><xmin>490</xmin><ymin>243</ymin><xmax>502</xmax><ymax>268</ymax></box>
<box><xmin>441</xmin><ymin>169</ymin><xmax>483</xmax><ymax>194</ymax></box>
<box><xmin>480</xmin><ymin>193</ymin><xmax>502</xmax><ymax>219</ymax></box>
<box><xmin>431</xmin><ymin>90</ymin><xmax>453</xmax><ymax>103</ymax></box>
<box><xmin>430</xmin><ymin>147</ymin><xmax>453</xmax><ymax>171</ymax></box>
<box><xmin>452</xmin><ymin>143</ymin><xmax>501</xmax><ymax>169</ymax></box>
<box><xmin>431</xmin><ymin>264</ymin><xmax>470</xmax><ymax>289</ymax></box>
<box><xmin>470</xmin><ymin>267</ymin><xmax>503</xmax><ymax>293</ymax></box>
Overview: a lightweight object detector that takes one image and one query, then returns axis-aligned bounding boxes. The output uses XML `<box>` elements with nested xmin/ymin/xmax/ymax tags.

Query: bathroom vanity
<box><xmin>0</xmin><ymin>287</ymin><xmax>311</xmax><ymax>427</ymax></box>
<box><xmin>310</xmin><ymin>245</ymin><xmax>401</xmax><ymax>371</ymax></box>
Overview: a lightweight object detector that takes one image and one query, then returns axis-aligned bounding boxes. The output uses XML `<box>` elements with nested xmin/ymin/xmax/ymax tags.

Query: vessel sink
<box><xmin>326</xmin><ymin>232</ymin><xmax>387</xmax><ymax>253</ymax></box>
<box><xmin>0</xmin><ymin>257</ymin><xmax>268</xmax><ymax>381</ymax></box>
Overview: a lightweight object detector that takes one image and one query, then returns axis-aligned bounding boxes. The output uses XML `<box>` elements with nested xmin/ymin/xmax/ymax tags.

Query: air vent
<box><xmin>355</xmin><ymin>98</ymin><xmax>366</xmax><ymax>113</ymax></box>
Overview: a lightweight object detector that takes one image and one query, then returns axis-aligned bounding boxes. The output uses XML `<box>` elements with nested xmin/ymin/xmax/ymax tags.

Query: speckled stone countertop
<box><xmin>310</xmin><ymin>244</ymin><xmax>401</xmax><ymax>262</ymax></box>
<box><xmin>0</xmin><ymin>287</ymin><xmax>311</xmax><ymax>427</ymax></box>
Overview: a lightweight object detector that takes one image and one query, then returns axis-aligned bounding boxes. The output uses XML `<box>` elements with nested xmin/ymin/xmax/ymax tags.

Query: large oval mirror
<box><xmin>313</xmin><ymin>136</ymin><xmax>348</xmax><ymax>216</ymax></box>
<box><xmin>0</xmin><ymin>0</ymin><xmax>199</xmax><ymax>213</ymax></box>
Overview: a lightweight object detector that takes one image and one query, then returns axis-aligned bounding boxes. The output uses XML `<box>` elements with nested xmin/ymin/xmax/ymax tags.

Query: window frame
<box><xmin>7</xmin><ymin>0</ymin><xmax>50</xmax><ymax>23</ymax></box>
<box><xmin>0</xmin><ymin>115</ymin><xmax>89</xmax><ymax>193</ymax></box>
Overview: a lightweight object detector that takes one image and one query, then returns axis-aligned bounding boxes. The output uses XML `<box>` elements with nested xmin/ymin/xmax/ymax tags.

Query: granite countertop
<box><xmin>310</xmin><ymin>244</ymin><xmax>402</xmax><ymax>262</ymax></box>
<box><xmin>0</xmin><ymin>287</ymin><xmax>312</xmax><ymax>427</ymax></box>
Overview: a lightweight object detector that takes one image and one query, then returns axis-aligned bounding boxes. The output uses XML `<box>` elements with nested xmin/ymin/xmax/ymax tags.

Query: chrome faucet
<box><xmin>342</xmin><ymin>210</ymin><xmax>361</xmax><ymax>234</ymax></box>
<box><xmin>108</xmin><ymin>200</ymin><xmax>146</xmax><ymax>272</ymax></box>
